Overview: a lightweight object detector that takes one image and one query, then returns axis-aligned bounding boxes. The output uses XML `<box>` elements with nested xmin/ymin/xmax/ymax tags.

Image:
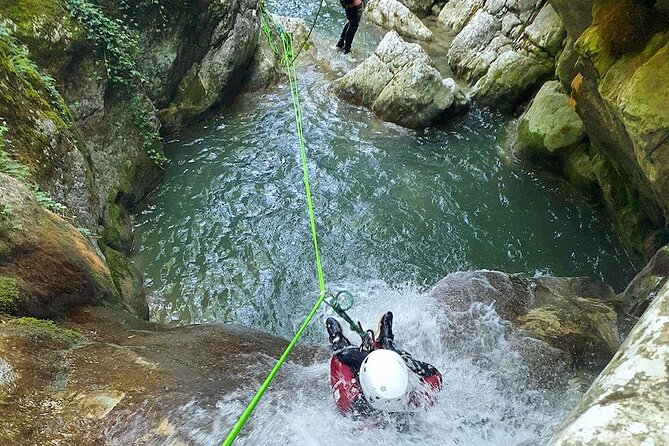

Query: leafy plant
<box><xmin>31</xmin><ymin>185</ymin><xmax>68</xmax><ymax>216</ymax></box>
<box><xmin>0</xmin><ymin>122</ymin><xmax>30</xmax><ymax>181</ymax></box>
<box><xmin>78</xmin><ymin>226</ymin><xmax>95</xmax><ymax>237</ymax></box>
<box><xmin>0</xmin><ymin>204</ymin><xmax>21</xmax><ymax>231</ymax></box>
<box><xmin>0</xmin><ymin>25</ymin><xmax>70</xmax><ymax>122</ymax></box>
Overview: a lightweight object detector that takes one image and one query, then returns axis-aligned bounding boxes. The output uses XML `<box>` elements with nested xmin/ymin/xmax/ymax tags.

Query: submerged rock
<box><xmin>364</xmin><ymin>0</ymin><xmax>434</xmax><ymax>41</ymax></box>
<box><xmin>548</xmin><ymin>279</ymin><xmax>669</xmax><ymax>446</ymax></box>
<box><xmin>512</xmin><ymin>80</ymin><xmax>586</xmax><ymax>165</ymax></box>
<box><xmin>430</xmin><ymin>271</ymin><xmax>623</xmax><ymax>370</ymax></box>
<box><xmin>332</xmin><ymin>31</ymin><xmax>467</xmax><ymax>128</ymax></box>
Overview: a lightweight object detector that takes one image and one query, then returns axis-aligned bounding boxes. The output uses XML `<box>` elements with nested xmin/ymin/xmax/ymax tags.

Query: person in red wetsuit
<box><xmin>327</xmin><ymin>311</ymin><xmax>442</xmax><ymax>417</ymax></box>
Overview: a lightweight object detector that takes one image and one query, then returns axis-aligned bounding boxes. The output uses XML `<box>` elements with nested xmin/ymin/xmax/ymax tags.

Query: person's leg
<box><xmin>376</xmin><ymin>311</ymin><xmax>395</xmax><ymax>349</ymax></box>
<box><xmin>376</xmin><ymin>311</ymin><xmax>442</xmax><ymax>387</ymax></box>
<box><xmin>338</xmin><ymin>20</ymin><xmax>349</xmax><ymax>49</ymax></box>
<box><xmin>343</xmin><ymin>6</ymin><xmax>361</xmax><ymax>53</ymax></box>
<box><xmin>330</xmin><ymin>344</ymin><xmax>370</xmax><ymax>414</ymax></box>
<box><xmin>326</xmin><ymin>316</ymin><xmax>352</xmax><ymax>351</ymax></box>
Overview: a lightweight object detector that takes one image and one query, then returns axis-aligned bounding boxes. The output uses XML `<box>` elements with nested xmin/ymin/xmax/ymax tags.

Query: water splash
<box><xmin>119</xmin><ymin>283</ymin><xmax>581</xmax><ymax>446</ymax></box>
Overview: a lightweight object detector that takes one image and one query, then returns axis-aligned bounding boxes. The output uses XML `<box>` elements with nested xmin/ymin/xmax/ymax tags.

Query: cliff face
<box><xmin>0</xmin><ymin>0</ymin><xmax>259</xmax><ymax>317</ymax></box>
<box><xmin>548</xmin><ymin>0</ymin><xmax>669</xmax><ymax>257</ymax></box>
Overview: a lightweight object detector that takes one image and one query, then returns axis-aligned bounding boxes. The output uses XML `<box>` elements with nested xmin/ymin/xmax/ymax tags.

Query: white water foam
<box><xmin>137</xmin><ymin>282</ymin><xmax>582</xmax><ymax>446</ymax></box>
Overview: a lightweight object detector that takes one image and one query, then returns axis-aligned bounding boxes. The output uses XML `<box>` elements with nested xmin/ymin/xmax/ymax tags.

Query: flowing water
<box><xmin>131</xmin><ymin>3</ymin><xmax>637</xmax><ymax>444</ymax></box>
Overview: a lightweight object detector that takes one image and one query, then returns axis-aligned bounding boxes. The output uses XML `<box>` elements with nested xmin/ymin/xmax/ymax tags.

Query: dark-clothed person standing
<box><xmin>337</xmin><ymin>0</ymin><xmax>363</xmax><ymax>54</ymax></box>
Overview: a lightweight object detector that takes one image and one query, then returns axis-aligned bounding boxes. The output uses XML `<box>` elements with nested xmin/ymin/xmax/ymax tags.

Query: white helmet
<box><xmin>359</xmin><ymin>349</ymin><xmax>411</xmax><ymax>412</ymax></box>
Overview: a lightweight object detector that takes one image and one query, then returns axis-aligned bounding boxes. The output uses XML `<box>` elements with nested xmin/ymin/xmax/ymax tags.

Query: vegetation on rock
<box><xmin>63</xmin><ymin>0</ymin><xmax>166</xmax><ymax>166</ymax></box>
<box><xmin>9</xmin><ymin>316</ymin><xmax>83</xmax><ymax>344</ymax></box>
<box><xmin>0</xmin><ymin>276</ymin><xmax>19</xmax><ymax>314</ymax></box>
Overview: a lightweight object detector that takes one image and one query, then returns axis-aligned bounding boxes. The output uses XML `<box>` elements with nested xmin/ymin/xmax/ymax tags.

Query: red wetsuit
<box><xmin>330</xmin><ymin>341</ymin><xmax>442</xmax><ymax>415</ymax></box>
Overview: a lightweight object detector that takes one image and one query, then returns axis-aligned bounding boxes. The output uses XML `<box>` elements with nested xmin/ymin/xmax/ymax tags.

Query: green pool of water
<box><xmin>132</xmin><ymin>63</ymin><xmax>636</xmax><ymax>335</ymax></box>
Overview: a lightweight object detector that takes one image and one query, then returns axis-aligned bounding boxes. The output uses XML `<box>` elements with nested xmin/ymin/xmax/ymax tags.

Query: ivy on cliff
<box><xmin>63</xmin><ymin>0</ymin><xmax>167</xmax><ymax>166</ymax></box>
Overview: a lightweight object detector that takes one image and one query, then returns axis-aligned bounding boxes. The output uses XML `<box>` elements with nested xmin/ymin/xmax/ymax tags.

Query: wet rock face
<box><xmin>332</xmin><ymin>31</ymin><xmax>468</xmax><ymax>128</ymax></box>
<box><xmin>439</xmin><ymin>0</ymin><xmax>565</xmax><ymax>109</ymax></box>
<box><xmin>548</xmin><ymin>279</ymin><xmax>669</xmax><ymax>446</ymax></box>
<box><xmin>157</xmin><ymin>0</ymin><xmax>260</xmax><ymax>131</ymax></box>
<box><xmin>0</xmin><ymin>174</ymin><xmax>118</xmax><ymax>318</ymax></box>
<box><xmin>548</xmin><ymin>0</ymin><xmax>669</xmax><ymax>258</ymax></box>
<box><xmin>620</xmin><ymin>244</ymin><xmax>669</xmax><ymax>317</ymax></box>
<box><xmin>1</xmin><ymin>0</ymin><xmax>263</xmax><ymax>314</ymax></box>
<box><xmin>0</xmin><ymin>307</ymin><xmax>315</xmax><ymax>445</ymax></box>
<box><xmin>430</xmin><ymin>271</ymin><xmax>623</xmax><ymax>370</ymax></box>
<box><xmin>365</xmin><ymin>0</ymin><xmax>434</xmax><ymax>41</ymax></box>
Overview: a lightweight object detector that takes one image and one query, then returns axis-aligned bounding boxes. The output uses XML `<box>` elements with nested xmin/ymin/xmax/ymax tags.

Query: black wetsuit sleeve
<box><xmin>334</xmin><ymin>346</ymin><xmax>369</xmax><ymax>374</ymax></box>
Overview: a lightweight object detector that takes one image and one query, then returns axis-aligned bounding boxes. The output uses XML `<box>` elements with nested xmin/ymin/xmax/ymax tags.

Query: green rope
<box><xmin>220</xmin><ymin>26</ymin><xmax>327</xmax><ymax>446</ymax></box>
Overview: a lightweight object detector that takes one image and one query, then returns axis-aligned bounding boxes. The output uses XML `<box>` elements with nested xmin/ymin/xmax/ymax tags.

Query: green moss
<box><xmin>565</xmin><ymin>144</ymin><xmax>597</xmax><ymax>194</ymax></box>
<box><xmin>0</xmin><ymin>24</ymin><xmax>72</xmax><ymax>179</ymax></box>
<box><xmin>61</xmin><ymin>0</ymin><xmax>166</xmax><ymax>166</ymax></box>
<box><xmin>592</xmin><ymin>154</ymin><xmax>652</xmax><ymax>256</ymax></box>
<box><xmin>0</xmin><ymin>276</ymin><xmax>20</xmax><ymax>314</ymax></box>
<box><xmin>103</xmin><ymin>246</ymin><xmax>133</xmax><ymax>301</ymax></box>
<box><xmin>10</xmin><ymin>317</ymin><xmax>83</xmax><ymax>344</ymax></box>
<box><xmin>594</xmin><ymin>0</ymin><xmax>656</xmax><ymax>58</ymax></box>
<box><xmin>101</xmin><ymin>202</ymin><xmax>126</xmax><ymax>251</ymax></box>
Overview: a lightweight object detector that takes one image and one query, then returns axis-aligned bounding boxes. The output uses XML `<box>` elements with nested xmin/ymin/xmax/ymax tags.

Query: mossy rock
<box><xmin>103</xmin><ymin>246</ymin><xmax>148</xmax><ymax>320</ymax></box>
<box><xmin>593</xmin><ymin>0</ymin><xmax>657</xmax><ymax>58</ymax></box>
<box><xmin>0</xmin><ymin>0</ymin><xmax>84</xmax><ymax>78</ymax></box>
<box><xmin>9</xmin><ymin>316</ymin><xmax>83</xmax><ymax>345</ymax></box>
<box><xmin>100</xmin><ymin>202</ymin><xmax>130</xmax><ymax>252</ymax></box>
<box><xmin>0</xmin><ymin>275</ymin><xmax>19</xmax><ymax>314</ymax></box>
<box><xmin>591</xmin><ymin>154</ymin><xmax>654</xmax><ymax>255</ymax></box>
<box><xmin>513</xmin><ymin>81</ymin><xmax>586</xmax><ymax>172</ymax></box>
<box><xmin>564</xmin><ymin>144</ymin><xmax>598</xmax><ymax>195</ymax></box>
<box><xmin>0</xmin><ymin>173</ymin><xmax>118</xmax><ymax>318</ymax></box>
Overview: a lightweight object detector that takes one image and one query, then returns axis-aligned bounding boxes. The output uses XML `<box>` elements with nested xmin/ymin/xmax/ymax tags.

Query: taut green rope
<box><xmin>220</xmin><ymin>25</ymin><xmax>326</xmax><ymax>446</ymax></box>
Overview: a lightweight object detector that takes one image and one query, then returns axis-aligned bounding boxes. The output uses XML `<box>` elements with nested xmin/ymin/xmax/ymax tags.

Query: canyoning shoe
<box><xmin>336</xmin><ymin>40</ymin><xmax>345</xmax><ymax>51</ymax></box>
<box><xmin>326</xmin><ymin>317</ymin><xmax>351</xmax><ymax>350</ymax></box>
<box><xmin>376</xmin><ymin>311</ymin><xmax>394</xmax><ymax>346</ymax></box>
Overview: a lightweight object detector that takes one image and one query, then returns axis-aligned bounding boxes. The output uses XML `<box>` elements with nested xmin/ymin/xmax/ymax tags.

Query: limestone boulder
<box><xmin>523</xmin><ymin>3</ymin><xmax>566</xmax><ymax>57</ymax></box>
<box><xmin>472</xmin><ymin>50</ymin><xmax>553</xmax><ymax>109</ymax></box>
<box><xmin>513</xmin><ymin>80</ymin><xmax>586</xmax><ymax>162</ymax></box>
<box><xmin>548</xmin><ymin>279</ymin><xmax>669</xmax><ymax>446</ymax></box>
<box><xmin>437</xmin><ymin>0</ymin><xmax>484</xmax><ymax>35</ymax></box>
<box><xmin>431</xmin><ymin>271</ymin><xmax>622</xmax><ymax>369</ymax></box>
<box><xmin>365</xmin><ymin>0</ymin><xmax>434</xmax><ymax>41</ymax></box>
<box><xmin>441</xmin><ymin>0</ymin><xmax>566</xmax><ymax>107</ymax></box>
<box><xmin>447</xmin><ymin>10</ymin><xmax>501</xmax><ymax>82</ymax></box>
<box><xmin>399</xmin><ymin>0</ymin><xmax>436</xmax><ymax>15</ymax></box>
<box><xmin>332</xmin><ymin>31</ymin><xmax>467</xmax><ymax>128</ymax></box>
<box><xmin>0</xmin><ymin>174</ymin><xmax>117</xmax><ymax>318</ymax></box>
